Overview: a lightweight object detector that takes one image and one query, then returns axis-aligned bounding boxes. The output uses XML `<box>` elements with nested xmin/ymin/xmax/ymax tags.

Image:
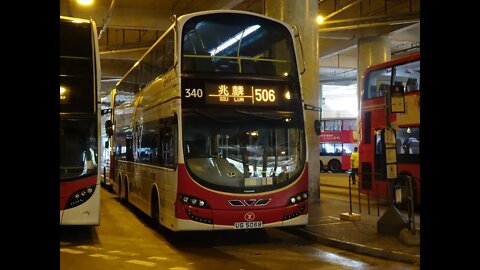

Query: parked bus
<box><xmin>107</xmin><ymin>10</ymin><xmax>308</xmax><ymax>231</ymax></box>
<box><xmin>60</xmin><ymin>16</ymin><xmax>101</xmax><ymax>225</ymax></box>
<box><xmin>319</xmin><ymin>118</ymin><xmax>358</xmax><ymax>173</ymax></box>
<box><xmin>358</xmin><ymin>52</ymin><xmax>420</xmax><ymax>206</ymax></box>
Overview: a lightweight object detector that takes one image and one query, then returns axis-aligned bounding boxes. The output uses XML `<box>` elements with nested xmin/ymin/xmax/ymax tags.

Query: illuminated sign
<box><xmin>204</xmin><ymin>83</ymin><xmax>279</xmax><ymax>105</ymax></box>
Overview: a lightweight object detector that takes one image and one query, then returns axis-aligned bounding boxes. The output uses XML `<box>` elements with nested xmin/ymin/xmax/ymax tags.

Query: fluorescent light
<box><xmin>209</xmin><ymin>25</ymin><xmax>261</xmax><ymax>56</ymax></box>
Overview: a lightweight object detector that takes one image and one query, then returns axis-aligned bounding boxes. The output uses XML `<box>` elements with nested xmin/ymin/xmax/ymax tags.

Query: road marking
<box><xmin>313</xmin><ymin>222</ymin><xmax>350</xmax><ymax>226</ymax></box>
<box><xmin>168</xmin><ymin>267</ymin><xmax>190</xmax><ymax>270</ymax></box>
<box><xmin>108</xmin><ymin>250</ymin><xmax>139</xmax><ymax>256</ymax></box>
<box><xmin>77</xmin><ymin>245</ymin><xmax>103</xmax><ymax>251</ymax></box>
<box><xmin>60</xmin><ymin>248</ymin><xmax>85</xmax><ymax>254</ymax></box>
<box><xmin>89</xmin><ymin>254</ymin><xmax>119</xmax><ymax>260</ymax></box>
<box><xmin>126</xmin><ymin>260</ymin><xmax>157</xmax><ymax>267</ymax></box>
<box><xmin>148</xmin><ymin>256</ymin><xmax>168</xmax><ymax>261</ymax></box>
<box><xmin>60</xmin><ymin>241</ymin><xmax>71</xmax><ymax>246</ymax></box>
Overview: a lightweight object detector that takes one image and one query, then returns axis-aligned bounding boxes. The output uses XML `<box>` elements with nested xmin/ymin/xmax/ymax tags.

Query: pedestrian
<box><xmin>350</xmin><ymin>146</ymin><xmax>359</xmax><ymax>185</ymax></box>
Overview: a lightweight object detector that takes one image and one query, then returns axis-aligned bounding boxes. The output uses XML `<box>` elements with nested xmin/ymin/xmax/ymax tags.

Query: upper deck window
<box><xmin>181</xmin><ymin>13</ymin><xmax>297</xmax><ymax>77</ymax></box>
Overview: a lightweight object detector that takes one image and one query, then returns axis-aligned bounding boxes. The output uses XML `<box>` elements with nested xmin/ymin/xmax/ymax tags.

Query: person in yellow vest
<box><xmin>350</xmin><ymin>146</ymin><xmax>359</xmax><ymax>185</ymax></box>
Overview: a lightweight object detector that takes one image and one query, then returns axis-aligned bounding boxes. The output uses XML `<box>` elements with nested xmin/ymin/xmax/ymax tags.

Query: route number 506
<box><xmin>254</xmin><ymin>89</ymin><xmax>275</xmax><ymax>102</ymax></box>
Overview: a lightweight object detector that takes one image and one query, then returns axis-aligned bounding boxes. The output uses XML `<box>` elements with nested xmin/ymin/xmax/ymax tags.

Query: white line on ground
<box><xmin>126</xmin><ymin>260</ymin><xmax>157</xmax><ymax>267</ymax></box>
<box><xmin>60</xmin><ymin>248</ymin><xmax>85</xmax><ymax>254</ymax></box>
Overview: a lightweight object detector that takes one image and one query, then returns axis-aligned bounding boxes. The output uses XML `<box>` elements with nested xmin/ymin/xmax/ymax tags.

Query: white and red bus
<box><xmin>319</xmin><ymin>118</ymin><xmax>358</xmax><ymax>172</ymax></box>
<box><xmin>358</xmin><ymin>52</ymin><xmax>420</xmax><ymax>206</ymax></box>
<box><xmin>60</xmin><ymin>16</ymin><xmax>102</xmax><ymax>225</ymax></box>
<box><xmin>108</xmin><ymin>10</ymin><xmax>308</xmax><ymax>231</ymax></box>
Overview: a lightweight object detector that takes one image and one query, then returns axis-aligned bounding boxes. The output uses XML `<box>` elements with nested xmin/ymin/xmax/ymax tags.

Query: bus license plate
<box><xmin>234</xmin><ymin>221</ymin><xmax>263</xmax><ymax>229</ymax></box>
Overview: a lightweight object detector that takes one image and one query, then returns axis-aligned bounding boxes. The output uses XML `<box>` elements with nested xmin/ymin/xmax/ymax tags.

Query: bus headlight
<box><xmin>287</xmin><ymin>191</ymin><xmax>308</xmax><ymax>205</ymax></box>
<box><xmin>178</xmin><ymin>194</ymin><xmax>211</xmax><ymax>209</ymax></box>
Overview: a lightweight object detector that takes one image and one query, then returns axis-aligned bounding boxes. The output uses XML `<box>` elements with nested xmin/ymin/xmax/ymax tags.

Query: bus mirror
<box><xmin>105</xmin><ymin>120</ymin><xmax>113</xmax><ymax>137</ymax></box>
<box><xmin>314</xmin><ymin>120</ymin><xmax>321</xmax><ymax>135</ymax></box>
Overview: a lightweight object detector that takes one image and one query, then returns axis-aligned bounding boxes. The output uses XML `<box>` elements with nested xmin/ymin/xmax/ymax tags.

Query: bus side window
<box><xmin>369</xmin><ymin>85</ymin><xmax>377</xmax><ymax>99</ymax></box>
<box><xmin>378</xmin><ymin>83</ymin><xmax>389</xmax><ymax>97</ymax></box>
<box><xmin>404</xmin><ymin>138</ymin><xmax>420</xmax><ymax>154</ymax></box>
<box><xmin>406</xmin><ymin>78</ymin><xmax>418</xmax><ymax>91</ymax></box>
<box><xmin>396</xmin><ymin>138</ymin><xmax>404</xmax><ymax>154</ymax></box>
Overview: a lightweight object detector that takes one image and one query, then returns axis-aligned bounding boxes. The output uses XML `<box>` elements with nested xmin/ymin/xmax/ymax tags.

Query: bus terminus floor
<box><xmin>60</xmin><ymin>16</ymin><xmax>102</xmax><ymax>225</ymax></box>
<box><xmin>107</xmin><ymin>10</ymin><xmax>308</xmax><ymax>231</ymax></box>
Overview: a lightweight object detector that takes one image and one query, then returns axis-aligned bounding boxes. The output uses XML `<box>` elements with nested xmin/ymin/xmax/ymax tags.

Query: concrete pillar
<box><xmin>357</xmin><ymin>36</ymin><xmax>390</xmax><ymax>118</ymax></box>
<box><xmin>265</xmin><ymin>0</ymin><xmax>320</xmax><ymax>202</ymax></box>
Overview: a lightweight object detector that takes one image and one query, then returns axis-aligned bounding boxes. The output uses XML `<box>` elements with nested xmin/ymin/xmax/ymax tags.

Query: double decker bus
<box><xmin>60</xmin><ymin>16</ymin><xmax>102</xmax><ymax>225</ymax></box>
<box><xmin>108</xmin><ymin>10</ymin><xmax>308</xmax><ymax>231</ymax></box>
<box><xmin>319</xmin><ymin>118</ymin><xmax>358</xmax><ymax>172</ymax></box>
<box><xmin>359</xmin><ymin>52</ymin><xmax>420</xmax><ymax>206</ymax></box>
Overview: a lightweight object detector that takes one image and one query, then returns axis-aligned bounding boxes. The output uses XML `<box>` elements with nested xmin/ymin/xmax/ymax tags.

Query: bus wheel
<box><xmin>123</xmin><ymin>179</ymin><xmax>129</xmax><ymax>202</ymax></box>
<box><xmin>320</xmin><ymin>161</ymin><xmax>324</xmax><ymax>172</ymax></box>
<box><xmin>328</xmin><ymin>159</ymin><xmax>342</xmax><ymax>173</ymax></box>
<box><xmin>151</xmin><ymin>189</ymin><xmax>160</xmax><ymax>224</ymax></box>
<box><xmin>117</xmin><ymin>175</ymin><xmax>122</xmax><ymax>199</ymax></box>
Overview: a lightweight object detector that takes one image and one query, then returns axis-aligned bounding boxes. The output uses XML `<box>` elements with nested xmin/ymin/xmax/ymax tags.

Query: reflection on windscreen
<box><xmin>60</xmin><ymin>118</ymin><xmax>98</xmax><ymax>180</ymax></box>
<box><xmin>182</xmin><ymin>13</ymin><xmax>297</xmax><ymax>77</ymax></box>
<box><xmin>183</xmin><ymin>109</ymin><xmax>305</xmax><ymax>192</ymax></box>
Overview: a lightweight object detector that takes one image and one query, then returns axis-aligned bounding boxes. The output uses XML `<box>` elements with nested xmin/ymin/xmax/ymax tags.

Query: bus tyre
<box><xmin>151</xmin><ymin>189</ymin><xmax>160</xmax><ymax>224</ymax></box>
<box><xmin>117</xmin><ymin>175</ymin><xmax>122</xmax><ymax>199</ymax></box>
<box><xmin>320</xmin><ymin>161</ymin><xmax>324</xmax><ymax>172</ymax></box>
<box><xmin>123</xmin><ymin>180</ymin><xmax>129</xmax><ymax>202</ymax></box>
<box><xmin>328</xmin><ymin>159</ymin><xmax>342</xmax><ymax>173</ymax></box>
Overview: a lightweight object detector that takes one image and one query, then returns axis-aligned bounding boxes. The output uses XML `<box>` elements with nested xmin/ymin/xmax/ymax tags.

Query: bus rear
<box><xmin>60</xmin><ymin>16</ymin><xmax>101</xmax><ymax>225</ymax></box>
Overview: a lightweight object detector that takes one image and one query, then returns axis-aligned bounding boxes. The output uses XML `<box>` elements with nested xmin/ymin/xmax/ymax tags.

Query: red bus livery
<box><xmin>319</xmin><ymin>118</ymin><xmax>358</xmax><ymax>172</ymax></box>
<box><xmin>359</xmin><ymin>52</ymin><xmax>420</xmax><ymax>206</ymax></box>
<box><xmin>107</xmin><ymin>10</ymin><xmax>308</xmax><ymax>231</ymax></box>
<box><xmin>60</xmin><ymin>16</ymin><xmax>102</xmax><ymax>225</ymax></box>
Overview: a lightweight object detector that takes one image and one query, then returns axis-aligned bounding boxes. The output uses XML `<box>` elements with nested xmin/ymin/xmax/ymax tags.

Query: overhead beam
<box><xmin>59</xmin><ymin>5</ymin><xmax>173</xmax><ymax>31</ymax></box>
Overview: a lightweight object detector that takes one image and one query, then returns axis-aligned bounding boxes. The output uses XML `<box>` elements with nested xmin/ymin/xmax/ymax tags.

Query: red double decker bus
<box><xmin>319</xmin><ymin>118</ymin><xmax>358</xmax><ymax>173</ymax></box>
<box><xmin>358</xmin><ymin>52</ymin><xmax>420</xmax><ymax>206</ymax></box>
<box><xmin>60</xmin><ymin>16</ymin><xmax>102</xmax><ymax>225</ymax></box>
<box><xmin>108</xmin><ymin>10</ymin><xmax>308</xmax><ymax>231</ymax></box>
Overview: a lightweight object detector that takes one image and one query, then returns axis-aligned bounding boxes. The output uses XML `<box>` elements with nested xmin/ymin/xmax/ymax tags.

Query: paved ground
<box><xmin>284</xmin><ymin>173</ymin><xmax>420</xmax><ymax>265</ymax></box>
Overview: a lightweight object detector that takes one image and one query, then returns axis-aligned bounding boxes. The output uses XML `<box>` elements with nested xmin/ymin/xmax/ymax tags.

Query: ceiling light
<box><xmin>77</xmin><ymin>0</ymin><xmax>93</xmax><ymax>6</ymax></box>
<box><xmin>316</xmin><ymin>15</ymin><xmax>325</xmax><ymax>24</ymax></box>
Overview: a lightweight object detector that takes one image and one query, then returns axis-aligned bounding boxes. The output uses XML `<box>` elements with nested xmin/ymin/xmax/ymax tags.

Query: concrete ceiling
<box><xmin>59</xmin><ymin>0</ymin><xmax>420</xmax><ymax>95</ymax></box>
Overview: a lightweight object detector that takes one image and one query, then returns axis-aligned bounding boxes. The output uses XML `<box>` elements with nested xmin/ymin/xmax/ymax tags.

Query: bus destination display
<box><xmin>184</xmin><ymin>83</ymin><xmax>280</xmax><ymax>106</ymax></box>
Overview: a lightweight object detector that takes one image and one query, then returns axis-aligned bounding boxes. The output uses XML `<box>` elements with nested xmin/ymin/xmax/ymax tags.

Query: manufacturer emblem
<box><xmin>244</xmin><ymin>212</ymin><xmax>255</xmax><ymax>221</ymax></box>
